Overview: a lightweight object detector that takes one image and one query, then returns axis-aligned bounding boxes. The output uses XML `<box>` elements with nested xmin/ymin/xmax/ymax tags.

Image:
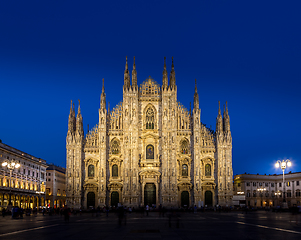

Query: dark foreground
<box><xmin>0</xmin><ymin>210</ymin><xmax>300</xmax><ymax>240</ymax></box>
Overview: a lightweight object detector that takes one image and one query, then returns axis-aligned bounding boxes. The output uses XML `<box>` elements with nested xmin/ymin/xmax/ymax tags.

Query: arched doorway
<box><xmin>144</xmin><ymin>183</ymin><xmax>156</xmax><ymax>206</ymax></box>
<box><xmin>111</xmin><ymin>192</ymin><xmax>119</xmax><ymax>207</ymax></box>
<box><xmin>181</xmin><ymin>191</ymin><xmax>189</xmax><ymax>208</ymax></box>
<box><xmin>205</xmin><ymin>191</ymin><xmax>213</xmax><ymax>206</ymax></box>
<box><xmin>87</xmin><ymin>192</ymin><xmax>95</xmax><ymax>209</ymax></box>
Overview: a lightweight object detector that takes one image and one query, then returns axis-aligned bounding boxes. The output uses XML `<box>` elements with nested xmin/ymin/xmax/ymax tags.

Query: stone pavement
<box><xmin>0</xmin><ymin>210</ymin><xmax>300</xmax><ymax>240</ymax></box>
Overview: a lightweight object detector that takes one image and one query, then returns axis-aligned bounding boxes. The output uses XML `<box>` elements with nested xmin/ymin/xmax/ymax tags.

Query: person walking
<box><xmin>146</xmin><ymin>204</ymin><xmax>149</xmax><ymax>216</ymax></box>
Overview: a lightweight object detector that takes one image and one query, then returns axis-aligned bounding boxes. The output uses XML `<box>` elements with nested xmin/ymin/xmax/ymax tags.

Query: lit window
<box><xmin>112</xmin><ymin>165</ymin><xmax>118</xmax><ymax>177</ymax></box>
<box><xmin>146</xmin><ymin>145</ymin><xmax>154</xmax><ymax>159</ymax></box>
<box><xmin>88</xmin><ymin>165</ymin><xmax>95</xmax><ymax>178</ymax></box>
<box><xmin>205</xmin><ymin>164</ymin><xmax>211</xmax><ymax>177</ymax></box>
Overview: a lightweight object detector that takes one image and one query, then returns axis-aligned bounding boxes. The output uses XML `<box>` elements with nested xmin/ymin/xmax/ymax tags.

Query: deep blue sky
<box><xmin>0</xmin><ymin>1</ymin><xmax>300</xmax><ymax>176</ymax></box>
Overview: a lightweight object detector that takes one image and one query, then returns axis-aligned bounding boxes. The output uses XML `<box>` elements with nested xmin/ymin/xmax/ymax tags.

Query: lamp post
<box><xmin>274</xmin><ymin>191</ymin><xmax>281</xmax><ymax>206</ymax></box>
<box><xmin>257</xmin><ymin>188</ymin><xmax>266</xmax><ymax>208</ymax></box>
<box><xmin>2</xmin><ymin>161</ymin><xmax>21</xmax><ymax>205</ymax></box>
<box><xmin>275</xmin><ymin>159</ymin><xmax>291</xmax><ymax>208</ymax></box>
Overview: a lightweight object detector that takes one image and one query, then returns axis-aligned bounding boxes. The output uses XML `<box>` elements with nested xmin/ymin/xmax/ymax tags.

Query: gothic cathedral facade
<box><xmin>66</xmin><ymin>57</ymin><xmax>233</xmax><ymax>209</ymax></box>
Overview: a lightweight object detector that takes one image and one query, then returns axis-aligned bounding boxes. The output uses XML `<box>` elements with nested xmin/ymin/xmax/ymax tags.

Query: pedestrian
<box><xmin>145</xmin><ymin>204</ymin><xmax>149</xmax><ymax>216</ymax></box>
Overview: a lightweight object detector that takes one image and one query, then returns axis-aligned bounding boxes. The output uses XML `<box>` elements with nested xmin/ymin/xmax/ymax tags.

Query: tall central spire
<box><xmin>124</xmin><ymin>56</ymin><xmax>130</xmax><ymax>89</ymax></box>
<box><xmin>132</xmin><ymin>56</ymin><xmax>137</xmax><ymax>88</ymax></box>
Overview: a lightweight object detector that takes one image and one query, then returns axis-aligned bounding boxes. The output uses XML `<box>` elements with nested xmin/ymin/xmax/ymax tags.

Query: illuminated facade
<box><xmin>234</xmin><ymin>173</ymin><xmax>301</xmax><ymax>207</ymax></box>
<box><xmin>46</xmin><ymin>164</ymin><xmax>66</xmax><ymax>208</ymax></box>
<box><xmin>0</xmin><ymin>141</ymin><xmax>47</xmax><ymax>210</ymax></box>
<box><xmin>66</xmin><ymin>57</ymin><xmax>233</xmax><ymax>209</ymax></box>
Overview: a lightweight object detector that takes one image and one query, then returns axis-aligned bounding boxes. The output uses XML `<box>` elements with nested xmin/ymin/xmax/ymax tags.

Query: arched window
<box><xmin>112</xmin><ymin>164</ymin><xmax>118</xmax><ymax>177</ymax></box>
<box><xmin>88</xmin><ymin>165</ymin><xmax>94</xmax><ymax>178</ymax></box>
<box><xmin>182</xmin><ymin>164</ymin><xmax>188</xmax><ymax>177</ymax></box>
<box><xmin>145</xmin><ymin>107</ymin><xmax>155</xmax><ymax>129</ymax></box>
<box><xmin>181</xmin><ymin>140</ymin><xmax>189</xmax><ymax>154</ymax></box>
<box><xmin>146</xmin><ymin>145</ymin><xmax>154</xmax><ymax>159</ymax></box>
<box><xmin>205</xmin><ymin>164</ymin><xmax>211</xmax><ymax>177</ymax></box>
<box><xmin>111</xmin><ymin>139</ymin><xmax>120</xmax><ymax>154</ymax></box>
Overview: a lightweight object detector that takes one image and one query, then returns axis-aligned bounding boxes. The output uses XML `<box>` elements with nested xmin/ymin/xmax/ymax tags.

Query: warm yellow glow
<box><xmin>2</xmin><ymin>162</ymin><xmax>7</xmax><ymax>167</ymax></box>
<box><xmin>287</xmin><ymin>161</ymin><xmax>292</xmax><ymax>167</ymax></box>
<box><xmin>275</xmin><ymin>162</ymin><xmax>279</xmax><ymax>168</ymax></box>
<box><xmin>15</xmin><ymin>163</ymin><xmax>20</xmax><ymax>168</ymax></box>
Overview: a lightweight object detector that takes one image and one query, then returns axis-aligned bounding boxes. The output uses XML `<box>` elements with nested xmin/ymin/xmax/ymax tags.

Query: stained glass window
<box><xmin>111</xmin><ymin>140</ymin><xmax>120</xmax><ymax>154</ymax></box>
<box><xmin>112</xmin><ymin>164</ymin><xmax>118</xmax><ymax>177</ymax></box>
<box><xmin>146</xmin><ymin>145</ymin><xmax>154</xmax><ymax>159</ymax></box>
<box><xmin>182</xmin><ymin>164</ymin><xmax>188</xmax><ymax>177</ymax></box>
<box><xmin>205</xmin><ymin>164</ymin><xmax>211</xmax><ymax>177</ymax></box>
<box><xmin>181</xmin><ymin>140</ymin><xmax>189</xmax><ymax>154</ymax></box>
<box><xmin>88</xmin><ymin>165</ymin><xmax>94</xmax><ymax>178</ymax></box>
<box><xmin>146</xmin><ymin>108</ymin><xmax>154</xmax><ymax>129</ymax></box>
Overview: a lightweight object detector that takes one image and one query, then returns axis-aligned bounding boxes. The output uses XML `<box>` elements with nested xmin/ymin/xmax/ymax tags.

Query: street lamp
<box><xmin>257</xmin><ymin>188</ymin><xmax>266</xmax><ymax>207</ymax></box>
<box><xmin>2</xmin><ymin>160</ymin><xmax>21</xmax><ymax>205</ymax></box>
<box><xmin>275</xmin><ymin>159</ymin><xmax>291</xmax><ymax>207</ymax></box>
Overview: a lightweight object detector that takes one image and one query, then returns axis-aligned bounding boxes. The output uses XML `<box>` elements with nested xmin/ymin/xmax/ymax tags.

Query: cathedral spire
<box><xmin>162</xmin><ymin>57</ymin><xmax>168</xmax><ymax>89</ymax></box>
<box><xmin>68</xmin><ymin>100</ymin><xmax>76</xmax><ymax>134</ymax></box>
<box><xmin>76</xmin><ymin>99</ymin><xmax>84</xmax><ymax>137</ymax></box>
<box><xmin>100</xmin><ymin>78</ymin><xmax>106</xmax><ymax>111</ymax></box>
<box><xmin>169</xmin><ymin>57</ymin><xmax>176</xmax><ymax>89</ymax></box>
<box><xmin>216</xmin><ymin>101</ymin><xmax>223</xmax><ymax>133</ymax></box>
<box><xmin>132</xmin><ymin>56</ymin><xmax>137</xmax><ymax>88</ymax></box>
<box><xmin>124</xmin><ymin>56</ymin><xmax>130</xmax><ymax>89</ymax></box>
<box><xmin>193</xmin><ymin>79</ymin><xmax>199</xmax><ymax>109</ymax></box>
<box><xmin>223</xmin><ymin>101</ymin><xmax>230</xmax><ymax>132</ymax></box>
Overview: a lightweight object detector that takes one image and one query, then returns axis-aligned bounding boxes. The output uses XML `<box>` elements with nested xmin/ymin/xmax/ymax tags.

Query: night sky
<box><xmin>0</xmin><ymin>1</ymin><xmax>300</xmax><ymax>176</ymax></box>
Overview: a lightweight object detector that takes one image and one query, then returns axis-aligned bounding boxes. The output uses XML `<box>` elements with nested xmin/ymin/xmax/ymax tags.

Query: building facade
<box><xmin>234</xmin><ymin>172</ymin><xmax>301</xmax><ymax>207</ymax></box>
<box><xmin>66</xmin><ymin>57</ymin><xmax>233</xmax><ymax>209</ymax></box>
<box><xmin>0</xmin><ymin>141</ymin><xmax>47</xmax><ymax>210</ymax></box>
<box><xmin>46</xmin><ymin>164</ymin><xmax>66</xmax><ymax>208</ymax></box>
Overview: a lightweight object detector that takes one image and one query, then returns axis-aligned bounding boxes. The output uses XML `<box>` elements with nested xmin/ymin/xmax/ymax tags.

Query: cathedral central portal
<box><xmin>144</xmin><ymin>183</ymin><xmax>156</xmax><ymax>206</ymax></box>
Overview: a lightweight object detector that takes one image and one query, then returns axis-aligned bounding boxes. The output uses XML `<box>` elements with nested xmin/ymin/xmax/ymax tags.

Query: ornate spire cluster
<box><xmin>216</xmin><ymin>101</ymin><xmax>230</xmax><ymax>134</ymax></box>
<box><xmin>67</xmin><ymin>99</ymin><xmax>84</xmax><ymax>141</ymax></box>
